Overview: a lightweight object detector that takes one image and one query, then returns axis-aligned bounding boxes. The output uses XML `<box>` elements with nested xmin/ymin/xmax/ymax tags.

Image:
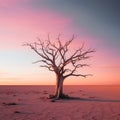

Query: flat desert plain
<box><xmin>0</xmin><ymin>85</ymin><xmax>120</xmax><ymax>120</ymax></box>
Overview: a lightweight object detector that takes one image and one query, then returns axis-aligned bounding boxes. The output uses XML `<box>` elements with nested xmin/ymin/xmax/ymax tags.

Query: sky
<box><xmin>0</xmin><ymin>0</ymin><xmax>120</xmax><ymax>85</ymax></box>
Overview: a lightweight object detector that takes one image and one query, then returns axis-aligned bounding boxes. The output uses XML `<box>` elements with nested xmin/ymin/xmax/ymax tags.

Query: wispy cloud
<box><xmin>0</xmin><ymin>3</ymin><xmax>73</xmax><ymax>49</ymax></box>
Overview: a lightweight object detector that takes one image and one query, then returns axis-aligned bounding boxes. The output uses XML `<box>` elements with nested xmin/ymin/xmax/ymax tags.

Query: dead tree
<box><xmin>24</xmin><ymin>35</ymin><xmax>95</xmax><ymax>99</ymax></box>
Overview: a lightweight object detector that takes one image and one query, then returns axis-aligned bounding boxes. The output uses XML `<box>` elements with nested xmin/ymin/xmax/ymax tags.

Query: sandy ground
<box><xmin>0</xmin><ymin>85</ymin><xmax>120</xmax><ymax>120</ymax></box>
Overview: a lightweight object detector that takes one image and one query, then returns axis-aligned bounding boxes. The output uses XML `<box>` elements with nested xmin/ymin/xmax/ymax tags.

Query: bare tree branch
<box><xmin>24</xmin><ymin>35</ymin><xmax>95</xmax><ymax>79</ymax></box>
<box><xmin>40</xmin><ymin>65</ymin><xmax>54</xmax><ymax>71</ymax></box>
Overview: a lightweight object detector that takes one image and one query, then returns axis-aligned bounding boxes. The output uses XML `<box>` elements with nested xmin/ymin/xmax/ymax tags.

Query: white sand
<box><xmin>0</xmin><ymin>85</ymin><xmax>120</xmax><ymax>120</ymax></box>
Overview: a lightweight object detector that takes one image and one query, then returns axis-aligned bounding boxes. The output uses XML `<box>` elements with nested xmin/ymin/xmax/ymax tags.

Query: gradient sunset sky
<box><xmin>0</xmin><ymin>0</ymin><xmax>120</xmax><ymax>85</ymax></box>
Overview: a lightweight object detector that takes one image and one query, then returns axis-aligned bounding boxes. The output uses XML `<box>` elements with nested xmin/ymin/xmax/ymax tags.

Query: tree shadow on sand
<box><xmin>49</xmin><ymin>95</ymin><xmax>120</xmax><ymax>103</ymax></box>
<box><xmin>56</xmin><ymin>96</ymin><xmax>120</xmax><ymax>103</ymax></box>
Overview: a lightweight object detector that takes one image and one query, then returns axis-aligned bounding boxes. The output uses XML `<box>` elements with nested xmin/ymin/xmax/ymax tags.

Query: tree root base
<box><xmin>48</xmin><ymin>94</ymin><xmax>71</xmax><ymax>101</ymax></box>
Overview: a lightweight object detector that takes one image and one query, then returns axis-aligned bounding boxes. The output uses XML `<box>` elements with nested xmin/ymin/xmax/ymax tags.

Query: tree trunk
<box><xmin>54</xmin><ymin>76</ymin><xmax>64</xmax><ymax>99</ymax></box>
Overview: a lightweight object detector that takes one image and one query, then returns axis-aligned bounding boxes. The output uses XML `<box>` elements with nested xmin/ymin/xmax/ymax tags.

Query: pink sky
<box><xmin>0</xmin><ymin>0</ymin><xmax>120</xmax><ymax>85</ymax></box>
